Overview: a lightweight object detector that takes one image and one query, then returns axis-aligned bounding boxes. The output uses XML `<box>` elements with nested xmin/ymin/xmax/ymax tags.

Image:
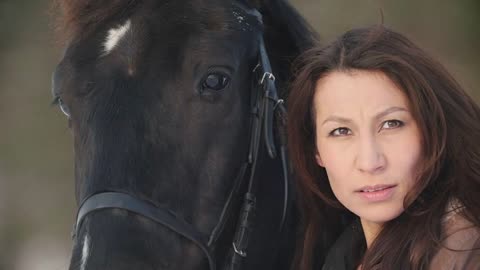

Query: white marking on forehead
<box><xmin>80</xmin><ymin>234</ymin><xmax>90</xmax><ymax>270</ymax></box>
<box><xmin>103</xmin><ymin>20</ymin><xmax>131</xmax><ymax>55</ymax></box>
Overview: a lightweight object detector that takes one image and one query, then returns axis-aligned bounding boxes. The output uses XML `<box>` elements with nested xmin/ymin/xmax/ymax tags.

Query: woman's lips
<box><xmin>356</xmin><ymin>184</ymin><xmax>397</xmax><ymax>202</ymax></box>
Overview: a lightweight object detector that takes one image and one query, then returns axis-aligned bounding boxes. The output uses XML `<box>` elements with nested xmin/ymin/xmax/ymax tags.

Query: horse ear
<box><xmin>257</xmin><ymin>0</ymin><xmax>319</xmax><ymax>94</ymax></box>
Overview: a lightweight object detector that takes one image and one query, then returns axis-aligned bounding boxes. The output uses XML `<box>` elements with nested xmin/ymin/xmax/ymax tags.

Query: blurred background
<box><xmin>0</xmin><ymin>0</ymin><xmax>478</xmax><ymax>269</ymax></box>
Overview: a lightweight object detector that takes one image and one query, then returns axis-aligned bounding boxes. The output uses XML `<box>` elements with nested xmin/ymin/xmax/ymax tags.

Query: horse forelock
<box><xmin>54</xmin><ymin>0</ymin><xmax>261</xmax><ymax>44</ymax></box>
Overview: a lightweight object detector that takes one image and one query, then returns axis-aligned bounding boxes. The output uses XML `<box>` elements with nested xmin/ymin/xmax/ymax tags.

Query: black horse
<box><xmin>52</xmin><ymin>0</ymin><xmax>318</xmax><ymax>269</ymax></box>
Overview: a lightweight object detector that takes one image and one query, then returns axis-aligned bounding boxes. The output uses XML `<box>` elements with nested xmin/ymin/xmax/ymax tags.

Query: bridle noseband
<box><xmin>72</xmin><ymin>4</ymin><xmax>290</xmax><ymax>270</ymax></box>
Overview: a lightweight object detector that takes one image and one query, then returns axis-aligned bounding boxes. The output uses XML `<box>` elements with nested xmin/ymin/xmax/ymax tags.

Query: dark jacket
<box><xmin>321</xmin><ymin>220</ymin><xmax>364</xmax><ymax>270</ymax></box>
<box><xmin>321</xmin><ymin>211</ymin><xmax>480</xmax><ymax>270</ymax></box>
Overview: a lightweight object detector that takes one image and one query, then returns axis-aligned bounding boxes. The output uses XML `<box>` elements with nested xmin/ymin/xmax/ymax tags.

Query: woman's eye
<box><xmin>329</xmin><ymin>127</ymin><xmax>351</xmax><ymax>136</ymax></box>
<box><xmin>202</xmin><ymin>73</ymin><xmax>230</xmax><ymax>91</ymax></box>
<box><xmin>381</xmin><ymin>120</ymin><xmax>403</xmax><ymax>129</ymax></box>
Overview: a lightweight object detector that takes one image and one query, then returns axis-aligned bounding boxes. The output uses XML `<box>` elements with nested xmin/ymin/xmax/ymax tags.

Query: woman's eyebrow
<box><xmin>321</xmin><ymin>106</ymin><xmax>408</xmax><ymax>126</ymax></box>
<box><xmin>374</xmin><ymin>106</ymin><xmax>408</xmax><ymax>120</ymax></box>
<box><xmin>321</xmin><ymin>116</ymin><xmax>352</xmax><ymax>126</ymax></box>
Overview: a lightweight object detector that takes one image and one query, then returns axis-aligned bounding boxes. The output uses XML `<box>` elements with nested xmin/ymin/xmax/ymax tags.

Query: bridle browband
<box><xmin>72</xmin><ymin>4</ymin><xmax>290</xmax><ymax>270</ymax></box>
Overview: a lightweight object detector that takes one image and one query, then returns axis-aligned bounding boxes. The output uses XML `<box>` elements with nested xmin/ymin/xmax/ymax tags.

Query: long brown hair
<box><xmin>287</xmin><ymin>25</ymin><xmax>480</xmax><ymax>270</ymax></box>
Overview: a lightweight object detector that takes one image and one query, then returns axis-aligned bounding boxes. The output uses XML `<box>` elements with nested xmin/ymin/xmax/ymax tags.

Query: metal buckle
<box><xmin>260</xmin><ymin>72</ymin><xmax>275</xmax><ymax>84</ymax></box>
<box><xmin>273</xmin><ymin>99</ymin><xmax>284</xmax><ymax>110</ymax></box>
<box><xmin>232</xmin><ymin>242</ymin><xmax>247</xmax><ymax>257</ymax></box>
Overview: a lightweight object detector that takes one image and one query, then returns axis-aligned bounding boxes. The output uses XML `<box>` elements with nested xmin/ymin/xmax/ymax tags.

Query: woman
<box><xmin>287</xmin><ymin>25</ymin><xmax>480</xmax><ymax>270</ymax></box>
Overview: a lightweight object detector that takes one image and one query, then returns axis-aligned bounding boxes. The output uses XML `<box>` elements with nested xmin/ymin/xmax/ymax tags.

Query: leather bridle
<box><xmin>72</xmin><ymin>4</ymin><xmax>290</xmax><ymax>270</ymax></box>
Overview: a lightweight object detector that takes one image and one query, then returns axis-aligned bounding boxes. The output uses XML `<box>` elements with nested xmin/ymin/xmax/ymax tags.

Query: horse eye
<box><xmin>202</xmin><ymin>73</ymin><xmax>230</xmax><ymax>91</ymax></box>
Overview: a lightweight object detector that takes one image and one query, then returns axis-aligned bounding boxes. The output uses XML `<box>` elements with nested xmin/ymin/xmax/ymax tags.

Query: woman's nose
<box><xmin>355</xmin><ymin>135</ymin><xmax>386</xmax><ymax>174</ymax></box>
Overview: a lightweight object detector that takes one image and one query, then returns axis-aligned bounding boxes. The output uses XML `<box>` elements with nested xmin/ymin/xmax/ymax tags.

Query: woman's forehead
<box><xmin>313</xmin><ymin>70</ymin><xmax>410</xmax><ymax>119</ymax></box>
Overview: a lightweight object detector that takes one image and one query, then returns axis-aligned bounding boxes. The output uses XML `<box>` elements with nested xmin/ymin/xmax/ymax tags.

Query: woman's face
<box><xmin>313</xmin><ymin>70</ymin><xmax>422</xmax><ymax>225</ymax></box>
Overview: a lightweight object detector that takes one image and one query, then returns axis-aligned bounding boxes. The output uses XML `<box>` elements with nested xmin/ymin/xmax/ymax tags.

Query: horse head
<box><xmin>52</xmin><ymin>0</ymin><xmax>316</xmax><ymax>269</ymax></box>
